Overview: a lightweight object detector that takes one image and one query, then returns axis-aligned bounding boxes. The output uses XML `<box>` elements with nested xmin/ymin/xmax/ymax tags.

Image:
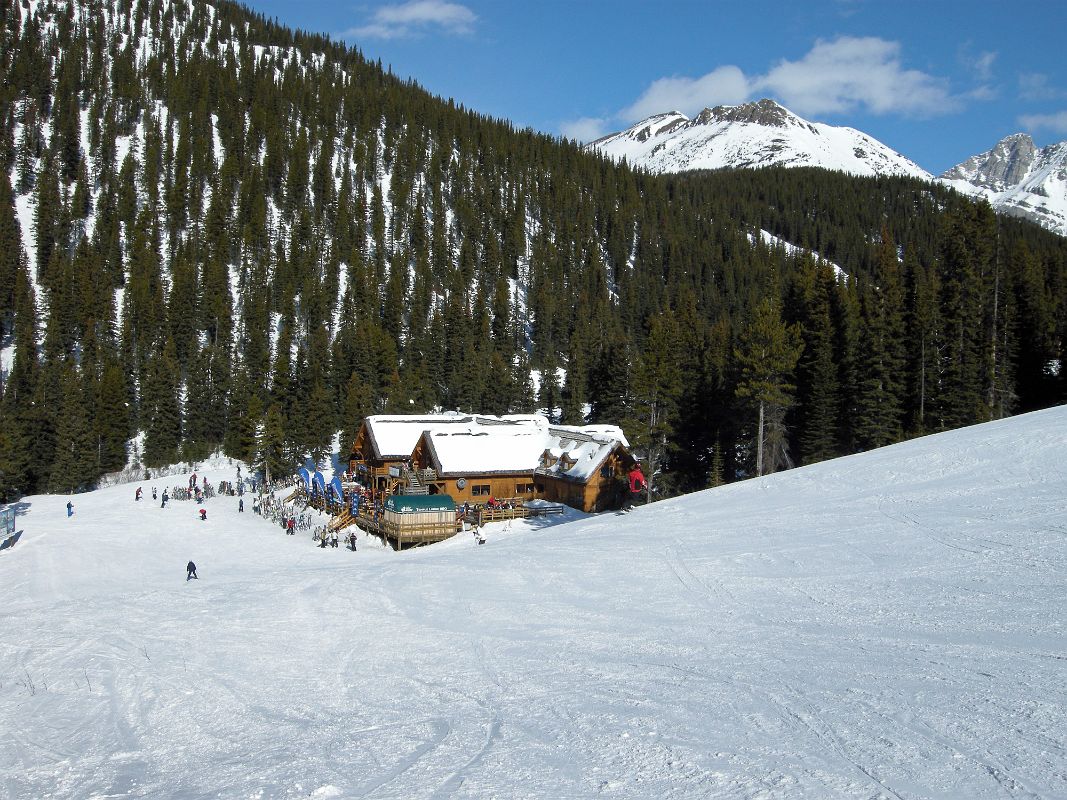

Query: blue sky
<box><xmin>245</xmin><ymin>0</ymin><xmax>1067</xmax><ymax>174</ymax></box>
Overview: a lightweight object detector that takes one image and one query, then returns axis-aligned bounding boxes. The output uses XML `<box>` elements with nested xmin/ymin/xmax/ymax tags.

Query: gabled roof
<box><xmin>362</xmin><ymin>413</ymin><xmax>546</xmax><ymax>460</ymax></box>
<box><xmin>538</xmin><ymin>425</ymin><xmax>630</xmax><ymax>482</ymax></box>
<box><xmin>422</xmin><ymin>425</ymin><xmax>549</xmax><ymax>476</ymax></box>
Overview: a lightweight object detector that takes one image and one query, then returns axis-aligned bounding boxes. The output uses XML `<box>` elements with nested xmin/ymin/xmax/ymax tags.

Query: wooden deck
<box><xmin>350</xmin><ymin>511</ymin><xmax>462</xmax><ymax>549</ymax></box>
<box><xmin>459</xmin><ymin>501</ymin><xmax>564</xmax><ymax>524</ymax></box>
<box><xmin>297</xmin><ymin>486</ymin><xmax>565</xmax><ymax>549</ymax></box>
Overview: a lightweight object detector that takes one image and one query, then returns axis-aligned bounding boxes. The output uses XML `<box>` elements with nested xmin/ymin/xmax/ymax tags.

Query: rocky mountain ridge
<box><xmin>939</xmin><ymin>134</ymin><xmax>1067</xmax><ymax>236</ymax></box>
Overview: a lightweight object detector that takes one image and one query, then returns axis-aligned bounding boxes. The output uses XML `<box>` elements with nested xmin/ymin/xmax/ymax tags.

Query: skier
<box><xmin>348</xmin><ymin>532</ymin><xmax>357</xmax><ymax>551</ymax></box>
<box><xmin>135</xmin><ymin>487</ymin><xmax>143</xmax><ymax>501</ymax></box>
<box><xmin>199</xmin><ymin>508</ymin><xmax>207</xmax><ymax>521</ymax></box>
<box><xmin>186</xmin><ymin>561</ymin><xmax>198</xmax><ymax>580</ymax></box>
<box><xmin>161</xmin><ymin>490</ymin><xmax>169</xmax><ymax>509</ymax></box>
<box><xmin>624</xmin><ymin>465</ymin><xmax>646</xmax><ymax>511</ymax></box>
<box><xmin>331</xmin><ymin>532</ymin><xmax>338</xmax><ymax>548</ymax></box>
<box><xmin>152</xmin><ymin>486</ymin><xmax>157</xmax><ymax>500</ymax></box>
<box><xmin>66</xmin><ymin>500</ymin><xmax>74</xmax><ymax>517</ymax></box>
<box><xmin>189</xmin><ymin>472</ymin><xmax>197</xmax><ymax>490</ymax></box>
<box><xmin>238</xmin><ymin>498</ymin><xmax>244</xmax><ymax>513</ymax></box>
<box><xmin>287</xmin><ymin>517</ymin><xmax>295</xmax><ymax>536</ymax></box>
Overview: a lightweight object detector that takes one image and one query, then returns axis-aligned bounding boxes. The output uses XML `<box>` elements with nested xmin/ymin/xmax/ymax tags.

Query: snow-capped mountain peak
<box><xmin>589</xmin><ymin>98</ymin><xmax>932</xmax><ymax>179</ymax></box>
<box><xmin>619</xmin><ymin>111</ymin><xmax>689</xmax><ymax>143</ymax></box>
<box><xmin>692</xmin><ymin>98</ymin><xmax>811</xmax><ymax>130</ymax></box>
<box><xmin>940</xmin><ymin>133</ymin><xmax>1039</xmax><ymax>191</ymax></box>
<box><xmin>939</xmin><ymin>134</ymin><xmax>1067</xmax><ymax>235</ymax></box>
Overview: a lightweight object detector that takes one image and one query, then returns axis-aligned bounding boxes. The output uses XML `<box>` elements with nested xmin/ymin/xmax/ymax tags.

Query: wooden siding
<box><xmin>536</xmin><ymin>444</ymin><xmax>632</xmax><ymax>512</ymax></box>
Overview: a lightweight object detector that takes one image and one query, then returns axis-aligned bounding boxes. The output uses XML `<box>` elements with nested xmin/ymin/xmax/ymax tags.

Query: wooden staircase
<box><xmin>400</xmin><ymin>466</ymin><xmax>430</xmax><ymax>495</ymax></box>
<box><xmin>328</xmin><ymin>510</ymin><xmax>356</xmax><ymax>532</ymax></box>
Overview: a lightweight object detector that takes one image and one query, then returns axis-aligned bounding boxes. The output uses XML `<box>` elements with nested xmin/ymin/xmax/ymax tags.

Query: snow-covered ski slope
<box><xmin>2</xmin><ymin>407</ymin><xmax>1066</xmax><ymax>799</ymax></box>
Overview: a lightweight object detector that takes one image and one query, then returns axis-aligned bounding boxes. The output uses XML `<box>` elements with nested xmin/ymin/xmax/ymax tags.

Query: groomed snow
<box><xmin>2</xmin><ymin>406</ymin><xmax>1066</xmax><ymax>798</ymax></box>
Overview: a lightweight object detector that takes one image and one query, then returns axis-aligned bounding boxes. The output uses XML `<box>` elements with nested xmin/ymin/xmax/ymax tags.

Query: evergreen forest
<box><xmin>0</xmin><ymin>0</ymin><xmax>1064</xmax><ymax>501</ymax></box>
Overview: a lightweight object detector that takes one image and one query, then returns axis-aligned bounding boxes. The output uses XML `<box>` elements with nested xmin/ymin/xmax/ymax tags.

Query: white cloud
<box><xmin>342</xmin><ymin>0</ymin><xmax>476</xmax><ymax>40</ymax></box>
<box><xmin>621</xmin><ymin>65</ymin><xmax>751</xmax><ymax>121</ymax></box>
<box><xmin>964</xmin><ymin>84</ymin><xmax>998</xmax><ymax>102</ymax></box>
<box><xmin>958</xmin><ymin>45</ymin><xmax>997</xmax><ymax>83</ymax></box>
<box><xmin>1018</xmin><ymin>110</ymin><xmax>1067</xmax><ymax>135</ymax></box>
<box><xmin>559</xmin><ymin>117</ymin><xmax>611</xmax><ymax>143</ymax></box>
<box><xmin>756</xmin><ymin>37</ymin><xmax>957</xmax><ymax>117</ymax></box>
<box><xmin>595</xmin><ymin>36</ymin><xmax>958</xmax><ymax>137</ymax></box>
<box><xmin>1018</xmin><ymin>72</ymin><xmax>1065</xmax><ymax>102</ymax></box>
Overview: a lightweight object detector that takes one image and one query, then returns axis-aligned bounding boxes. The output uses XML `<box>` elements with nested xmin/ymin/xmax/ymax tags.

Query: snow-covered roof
<box><xmin>538</xmin><ymin>425</ymin><xmax>629</xmax><ymax>482</ymax></box>
<box><xmin>365</xmin><ymin>414</ymin><xmax>629</xmax><ymax>481</ymax></box>
<box><xmin>363</xmin><ymin>413</ymin><xmax>545</xmax><ymax>459</ymax></box>
<box><xmin>425</xmin><ymin>425</ymin><xmax>550</xmax><ymax>476</ymax></box>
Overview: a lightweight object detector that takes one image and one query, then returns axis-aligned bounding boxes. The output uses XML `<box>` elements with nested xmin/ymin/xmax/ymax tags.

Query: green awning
<box><xmin>384</xmin><ymin>494</ymin><xmax>456</xmax><ymax>513</ymax></box>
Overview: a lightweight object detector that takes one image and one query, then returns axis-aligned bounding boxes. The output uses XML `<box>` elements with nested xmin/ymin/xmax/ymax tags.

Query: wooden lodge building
<box><xmin>347</xmin><ymin>413</ymin><xmax>636</xmax><ymax>513</ymax></box>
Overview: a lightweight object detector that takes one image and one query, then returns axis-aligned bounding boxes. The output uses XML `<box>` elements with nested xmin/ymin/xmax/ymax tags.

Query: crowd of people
<box><xmin>130</xmin><ymin>465</ymin><xmax>365</xmax><ymax>565</ymax></box>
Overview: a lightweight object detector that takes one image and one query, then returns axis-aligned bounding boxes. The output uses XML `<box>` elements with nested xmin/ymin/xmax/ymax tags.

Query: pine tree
<box><xmin>142</xmin><ymin>338</ymin><xmax>183</xmax><ymax>468</ymax></box>
<box><xmin>902</xmin><ymin>246</ymin><xmax>942</xmax><ymax>435</ymax></box>
<box><xmin>257</xmin><ymin>403</ymin><xmax>289</xmax><ymax>485</ymax></box>
<box><xmin>853</xmin><ymin>253</ymin><xmax>906</xmax><ymax>451</ymax></box>
<box><xmin>792</xmin><ymin>258</ymin><xmax>841</xmax><ymax>464</ymax></box>
<box><xmin>0</xmin><ymin>175</ymin><xmax>22</xmax><ymax>332</ymax></box>
<box><xmin>536</xmin><ymin>354</ymin><xmax>562</xmax><ymax>421</ymax></box>
<box><xmin>48</xmin><ymin>362</ymin><xmax>97</xmax><ymax>493</ymax></box>
<box><xmin>625</xmin><ymin>312</ymin><xmax>682</xmax><ymax>501</ymax></box>
<box><xmin>708</xmin><ymin>437</ymin><xmax>725</xmax><ymax>489</ymax></box>
<box><xmin>304</xmin><ymin>380</ymin><xmax>337</xmax><ymax>465</ymax></box>
<box><xmin>95</xmin><ymin>359</ymin><xmax>131</xmax><ymax>473</ymax></box>
<box><xmin>938</xmin><ymin>204</ymin><xmax>995</xmax><ymax>428</ymax></box>
<box><xmin>735</xmin><ymin>297</ymin><xmax>803</xmax><ymax>477</ymax></box>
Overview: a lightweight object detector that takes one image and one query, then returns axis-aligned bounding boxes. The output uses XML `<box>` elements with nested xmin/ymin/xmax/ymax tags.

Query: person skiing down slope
<box><xmin>186</xmin><ymin>561</ymin><xmax>198</xmax><ymax>580</ymax></box>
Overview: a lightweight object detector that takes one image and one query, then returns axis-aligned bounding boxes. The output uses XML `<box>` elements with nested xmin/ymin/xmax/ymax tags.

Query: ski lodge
<box><xmin>347</xmin><ymin>413</ymin><xmax>636</xmax><ymax>514</ymax></box>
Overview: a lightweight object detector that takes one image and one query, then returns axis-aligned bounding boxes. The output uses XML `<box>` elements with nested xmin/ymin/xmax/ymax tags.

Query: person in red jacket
<box><xmin>626</xmin><ymin>466</ymin><xmax>646</xmax><ymax>510</ymax></box>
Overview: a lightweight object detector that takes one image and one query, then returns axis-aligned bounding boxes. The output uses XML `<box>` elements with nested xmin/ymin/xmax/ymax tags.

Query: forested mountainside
<box><xmin>0</xmin><ymin>0</ymin><xmax>1064</xmax><ymax>501</ymax></box>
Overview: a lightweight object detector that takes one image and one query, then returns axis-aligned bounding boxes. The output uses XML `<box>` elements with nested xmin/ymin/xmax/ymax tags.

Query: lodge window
<box><xmin>471</xmin><ymin>484</ymin><xmax>491</xmax><ymax>496</ymax></box>
<box><xmin>516</xmin><ymin>483</ymin><xmax>535</xmax><ymax>494</ymax></box>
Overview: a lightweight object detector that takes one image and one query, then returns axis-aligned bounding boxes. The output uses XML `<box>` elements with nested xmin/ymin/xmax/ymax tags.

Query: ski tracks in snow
<box><xmin>663</xmin><ymin>540</ymin><xmax>734</xmax><ymax>615</ymax></box>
